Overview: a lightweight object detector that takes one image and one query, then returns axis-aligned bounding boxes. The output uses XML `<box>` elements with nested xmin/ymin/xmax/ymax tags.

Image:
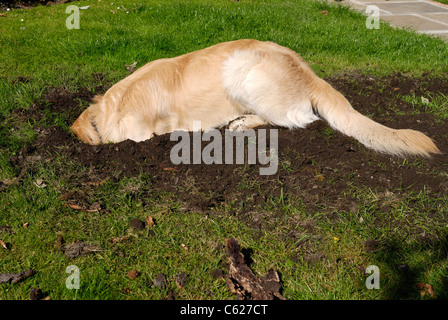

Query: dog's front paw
<box><xmin>228</xmin><ymin>117</ymin><xmax>249</xmax><ymax>132</ymax></box>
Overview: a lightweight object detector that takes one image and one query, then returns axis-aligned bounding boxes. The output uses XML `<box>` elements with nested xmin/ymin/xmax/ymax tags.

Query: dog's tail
<box><xmin>310</xmin><ymin>78</ymin><xmax>440</xmax><ymax>157</ymax></box>
<box><xmin>70</xmin><ymin>95</ymin><xmax>103</xmax><ymax>145</ymax></box>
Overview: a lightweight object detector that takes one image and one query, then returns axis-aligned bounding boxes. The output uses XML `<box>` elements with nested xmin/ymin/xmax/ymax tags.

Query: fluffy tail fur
<box><xmin>311</xmin><ymin>78</ymin><xmax>441</xmax><ymax>157</ymax></box>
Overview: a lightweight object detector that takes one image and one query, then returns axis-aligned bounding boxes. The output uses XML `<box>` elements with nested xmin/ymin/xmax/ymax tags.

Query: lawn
<box><xmin>0</xmin><ymin>0</ymin><xmax>447</xmax><ymax>302</ymax></box>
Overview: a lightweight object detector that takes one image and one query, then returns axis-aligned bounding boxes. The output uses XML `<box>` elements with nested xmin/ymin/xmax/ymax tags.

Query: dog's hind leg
<box><xmin>222</xmin><ymin>49</ymin><xmax>319</xmax><ymax>130</ymax></box>
<box><xmin>228</xmin><ymin>114</ymin><xmax>268</xmax><ymax>131</ymax></box>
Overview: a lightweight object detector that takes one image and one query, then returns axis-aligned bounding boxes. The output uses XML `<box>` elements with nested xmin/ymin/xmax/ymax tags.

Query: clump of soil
<box><xmin>226</xmin><ymin>238</ymin><xmax>285</xmax><ymax>300</ymax></box>
<box><xmin>9</xmin><ymin>73</ymin><xmax>448</xmax><ymax>216</ymax></box>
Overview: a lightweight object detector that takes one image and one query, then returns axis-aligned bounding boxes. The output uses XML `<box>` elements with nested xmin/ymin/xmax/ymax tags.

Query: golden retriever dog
<box><xmin>71</xmin><ymin>39</ymin><xmax>440</xmax><ymax>157</ymax></box>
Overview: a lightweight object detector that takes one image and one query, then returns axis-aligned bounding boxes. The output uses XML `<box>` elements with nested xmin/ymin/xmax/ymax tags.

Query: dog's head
<box><xmin>71</xmin><ymin>97</ymin><xmax>103</xmax><ymax>145</ymax></box>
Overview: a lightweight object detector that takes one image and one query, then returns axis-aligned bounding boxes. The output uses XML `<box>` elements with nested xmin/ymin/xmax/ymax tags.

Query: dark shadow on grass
<box><xmin>372</xmin><ymin>235</ymin><xmax>448</xmax><ymax>299</ymax></box>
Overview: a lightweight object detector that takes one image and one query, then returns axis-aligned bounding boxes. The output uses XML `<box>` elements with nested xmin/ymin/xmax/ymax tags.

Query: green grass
<box><xmin>398</xmin><ymin>91</ymin><xmax>448</xmax><ymax>121</ymax></box>
<box><xmin>432</xmin><ymin>0</ymin><xmax>448</xmax><ymax>5</ymax></box>
<box><xmin>1</xmin><ymin>0</ymin><xmax>448</xmax><ymax>300</ymax></box>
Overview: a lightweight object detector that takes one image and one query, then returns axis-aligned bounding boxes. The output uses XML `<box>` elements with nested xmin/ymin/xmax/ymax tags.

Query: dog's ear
<box><xmin>70</xmin><ymin>108</ymin><xmax>101</xmax><ymax>145</ymax></box>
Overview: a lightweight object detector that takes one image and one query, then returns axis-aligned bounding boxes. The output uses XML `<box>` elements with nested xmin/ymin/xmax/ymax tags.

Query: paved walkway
<box><xmin>341</xmin><ymin>0</ymin><xmax>448</xmax><ymax>41</ymax></box>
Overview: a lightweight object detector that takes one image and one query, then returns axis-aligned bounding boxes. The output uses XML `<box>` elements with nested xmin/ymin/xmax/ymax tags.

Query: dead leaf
<box><xmin>26</xmin><ymin>155</ymin><xmax>42</xmax><ymax>162</ymax></box>
<box><xmin>126</xmin><ymin>61</ymin><xmax>138</xmax><ymax>73</ymax></box>
<box><xmin>22</xmin><ymin>222</ymin><xmax>29</xmax><ymax>228</ymax></box>
<box><xmin>416</xmin><ymin>282</ymin><xmax>425</xmax><ymax>290</ymax></box>
<box><xmin>110</xmin><ymin>234</ymin><xmax>136</xmax><ymax>244</ymax></box>
<box><xmin>57</xmin><ymin>235</ymin><xmax>65</xmax><ymax>250</ymax></box>
<box><xmin>60</xmin><ymin>241</ymin><xmax>102</xmax><ymax>259</ymax></box>
<box><xmin>0</xmin><ymin>240</ymin><xmax>8</xmax><ymax>250</ymax></box>
<box><xmin>84</xmin><ymin>177</ymin><xmax>109</xmax><ymax>186</ymax></box>
<box><xmin>65</xmin><ymin>201</ymin><xmax>105</xmax><ymax>213</ymax></box>
<box><xmin>417</xmin><ymin>282</ymin><xmax>436</xmax><ymax>298</ymax></box>
<box><xmin>33</xmin><ymin>179</ymin><xmax>47</xmax><ymax>188</ymax></box>
<box><xmin>320</xmin><ymin>10</ymin><xmax>328</xmax><ymax>15</ymax></box>
<box><xmin>1</xmin><ymin>179</ymin><xmax>16</xmax><ymax>187</ymax></box>
<box><xmin>85</xmin><ymin>202</ymin><xmax>101</xmax><ymax>212</ymax></box>
<box><xmin>425</xmin><ymin>283</ymin><xmax>436</xmax><ymax>298</ymax></box>
<box><xmin>127</xmin><ymin>270</ymin><xmax>139</xmax><ymax>279</ymax></box>
<box><xmin>146</xmin><ymin>216</ymin><xmax>155</xmax><ymax>227</ymax></box>
<box><xmin>65</xmin><ymin>201</ymin><xmax>84</xmax><ymax>211</ymax></box>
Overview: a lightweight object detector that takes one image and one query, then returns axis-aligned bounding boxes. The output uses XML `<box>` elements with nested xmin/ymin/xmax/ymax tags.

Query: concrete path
<box><xmin>341</xmin><ymin>0</ymin><xmax>448</xmax><ymax>41</ymax></box>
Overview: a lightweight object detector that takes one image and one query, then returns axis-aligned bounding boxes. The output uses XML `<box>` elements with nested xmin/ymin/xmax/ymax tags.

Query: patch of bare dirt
<box><xmin>9</xmin><ymin>73</ymin><xmax>448</xmax><ymax>217</ymax></box>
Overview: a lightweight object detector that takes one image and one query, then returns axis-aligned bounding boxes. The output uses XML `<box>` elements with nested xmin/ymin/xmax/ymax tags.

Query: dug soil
<box><xmin>10</xmin><ymin>72</ymin><xmax>448</xmax><ymax>217</ymax></box>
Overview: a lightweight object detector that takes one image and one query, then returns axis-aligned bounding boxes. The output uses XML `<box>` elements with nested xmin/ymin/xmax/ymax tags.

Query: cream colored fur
<box><xmin>71</xmin><ymin>39</ymin><xmax>440</xmax><ymax>157</ymax></box>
